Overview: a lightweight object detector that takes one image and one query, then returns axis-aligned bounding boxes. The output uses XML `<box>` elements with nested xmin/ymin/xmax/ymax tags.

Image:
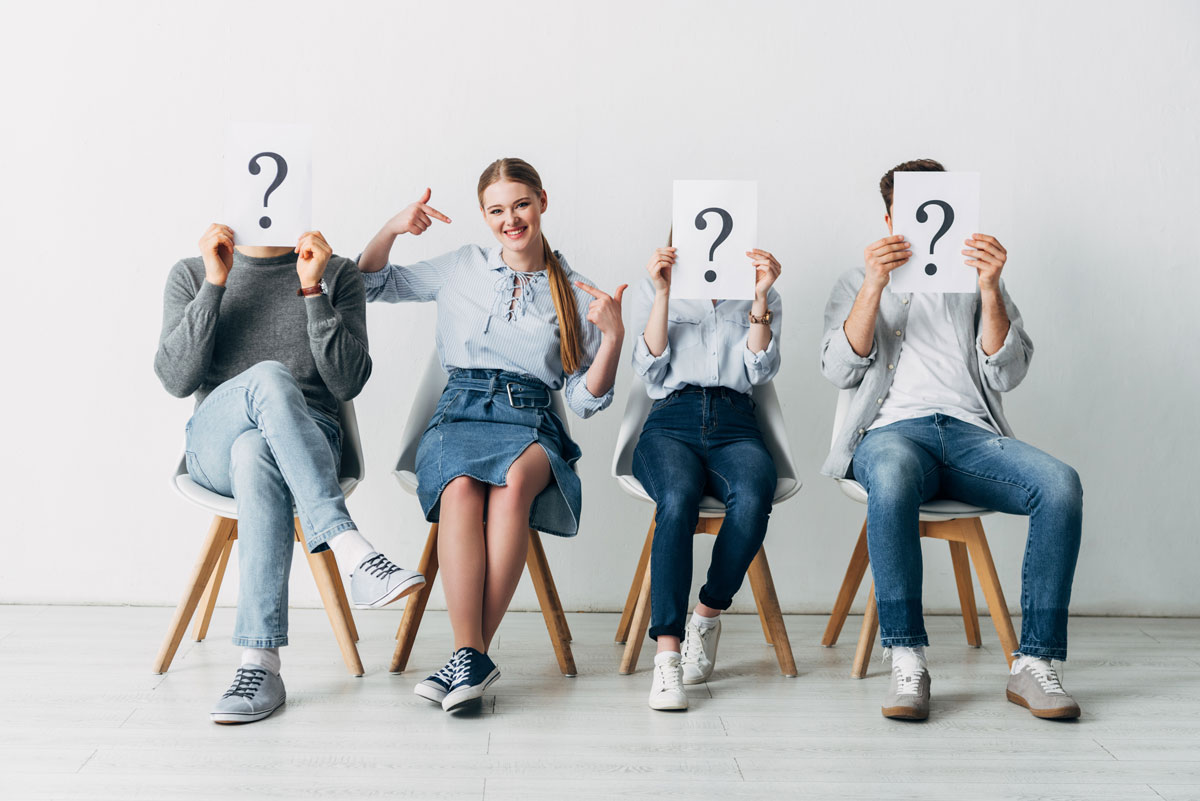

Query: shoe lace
<box><xmin>1025</xmin><ymin>658</ymin><xmax>1066</xmax><ymax>695</ymax></box>
<box><xmin>450</xmin><ymin>650</ymin><xmax>474</xmax><ymax>684</ymax></box>
<box><xmin>681</xmin><ymin>626</ymin><xmax>706</xmax><ymax>665</ymax></box>
<box><xmin>886</xmin><ymin>648</ymin><xmax>927</xmax><ymax>697</ymax></box>
<box><xmin>436</xmin><ymin>651</ymin><xmax>462</xmax><ymax>683</ymax></box>
<box><xmin>222</xmin><ymin>667</ymin><xmax>266</xmax><ymax>699</ymax></box>
<box><xmin>655</xmin><ymin>660</ymin><xmax>683</xmax><ymax>691</ymax></box>
<box><xmin>360</xmin><ymin>553</ymin><xmax>399</xmax><ymax>579</ymax></box>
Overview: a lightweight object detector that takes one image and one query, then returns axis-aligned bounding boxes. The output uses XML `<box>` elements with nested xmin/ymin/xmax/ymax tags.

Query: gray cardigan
<box><xmin>819</xmin><ymin>267</ymin><xmax>1033</xmax><ymax>478</ymax></box>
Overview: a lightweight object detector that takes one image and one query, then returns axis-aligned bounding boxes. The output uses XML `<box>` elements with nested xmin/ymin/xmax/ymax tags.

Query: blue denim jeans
<box><xmin>184</xmin><ymin>361</ymin><xmax>354</xmax><ymax>648</ymax></box>
<box><xmin>633</xmin><ymin>386</ymin><xmax>777</xmax><ymax>641</ymax></box>
<box><xmin>851</xmin><ymin>414</ymin><xmax>1083</xmax><ymax>660</ymax></box>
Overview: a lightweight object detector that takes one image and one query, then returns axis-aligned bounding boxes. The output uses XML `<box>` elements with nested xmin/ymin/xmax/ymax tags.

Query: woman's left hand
<box><xmin>575</xmin><ymin>281</ymin><xmax>627</xmax><ymax>338</ymax></box>
<box><xmin>748</xmin><ymin>249</ymin><xmax>781</xmax><ymax>299</ymax></box>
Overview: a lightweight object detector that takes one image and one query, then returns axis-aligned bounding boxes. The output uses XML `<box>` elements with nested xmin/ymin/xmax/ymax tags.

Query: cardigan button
<box><xmin>894</xmin><ymin>330</ymin><xmax>902</xmax><ymax>336</ymax></box>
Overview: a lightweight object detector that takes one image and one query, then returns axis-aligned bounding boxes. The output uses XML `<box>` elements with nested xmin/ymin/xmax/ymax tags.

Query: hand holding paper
<box><xmin>199</xmin><ymin>223</ymin><xmax>235</xmax><ymax>287</ymax></box>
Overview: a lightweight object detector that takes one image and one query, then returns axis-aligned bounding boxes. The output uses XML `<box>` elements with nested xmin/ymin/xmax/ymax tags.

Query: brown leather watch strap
<box><xmin>297</xmin><ymin>284</ymin><xmax>325</xmax><ymax>297</ymax></box>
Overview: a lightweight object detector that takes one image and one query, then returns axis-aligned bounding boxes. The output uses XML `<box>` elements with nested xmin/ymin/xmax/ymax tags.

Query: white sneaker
<box><xmin>681</xmin><ymin>617</ymin><xmax>721</xmax><ymax>685</ymax></box>
<box><xmin>648</xmin><ymin>652</ymin><xmax>688</xmax><ymax>711</ymax></box>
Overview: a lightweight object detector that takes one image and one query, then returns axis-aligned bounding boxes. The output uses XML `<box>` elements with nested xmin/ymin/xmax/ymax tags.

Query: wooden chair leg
<box><xmin>153</xmin><ymin>516</ymin><xmax>237</xmax><ymax>674</ymax></box>
<box><xmin>962</xmin><ymin>518</ymin><xmax>1018</xmax><ymax>667</ymax></box>
<box><xmin>538</xmin><ymin>537</ymin><xmax>572</xmax><ymax>644</ymax></box>
<box><xmin>192</xmin><ymin>532</ymin><xmax>235</xmax><ymax>642</ymax></box>
<box><xmin>390</xmin><ymin>523</ymin><xmax>440</xmax><ymax>674</ymax></box>
<box><xmin>619</xmin><ymin>551</ymin><xmax>654</xmax><ymax>675</ymax></box>
<box><xmin>525</xmin><ymin>530</ymin><xmax>577</xmax><ymax>677</ymax></box>
<box><xmin>747</xmin><ymin>546</ymin><xmax>798</xmax><ymax>677</ymax></box>
<box><xmin>616</xmin><ymin>522</ymin><xmax>655</xmax><ymax>643</ymax></box>
<box><xmin>851</xmin><ymin>582</ymin><xmax>878</xmax><ymax>679</ymax></box>
<box><xmin>297</xmin><ymin>520</ymin><xmax>364</xmax><ymax>677</ymax></box>
<box><xmin>947</xmin><ymin>538</ymin><xmax>982</xmax><ymax>647</ymax></box>
<box><xmin>822</xmin><ymin>518</ymin><xmax>870</xmax><ymax>647</ymax></box>
<box><xmin>331</xmin><ymin>563</ymin><xmax>359</xmax><ymax>644</ymax></box>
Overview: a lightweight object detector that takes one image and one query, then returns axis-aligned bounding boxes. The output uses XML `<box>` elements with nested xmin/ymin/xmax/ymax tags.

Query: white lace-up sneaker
<box><xmin>1006</xmin><ymin>655</ymin><xmax>1081</xmax><ymax>719</ymax></box>
<box><xmin>680</xmin><ymin>617</ymin><xmax>721</xmax><ymax>685</ymax></box>
<box><xmin>648</xmin><ymin>652</ymin><xmax>688</xmax><ymax>711</ymax></box>
<box><xmin>881</xmin><ymin>646</ymin><xmax>930</xmax><ymax>720</ymax></box>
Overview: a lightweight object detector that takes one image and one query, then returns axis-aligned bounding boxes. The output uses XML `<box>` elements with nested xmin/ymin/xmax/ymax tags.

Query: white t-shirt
<box><xmin>869</xmin><ymin>293</ymin><xmax>997</xmax><ymax>434</ymax></box>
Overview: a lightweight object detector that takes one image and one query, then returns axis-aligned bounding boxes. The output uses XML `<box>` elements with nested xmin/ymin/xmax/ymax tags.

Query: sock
<box><xmin>241</xmin><ymin>647</ymin><xmax>281</xmax><ymax>675</ymax></box>
<box><xmin>327</xmin><ymin>528</ymin><xmax>375</xmax><ymax>579</ymax></box>
<box><xmin>1011</xmin><ymin>653</ymin><xmax>1050</xmax><ymax>674</ymax></box>
<box><xmin>691</xmin><ymin>611</ymin><xmax>719</xmax><ymax>631</ymax></box>
<box><xmin>654</xmin><ymin>650</ymin><xmax>681</xmax><ymax>665</ymax></box>
<box><xmin>890</xmin><ymin>645</ymin><xmax>927</xmax><ymax>669</ymax></box>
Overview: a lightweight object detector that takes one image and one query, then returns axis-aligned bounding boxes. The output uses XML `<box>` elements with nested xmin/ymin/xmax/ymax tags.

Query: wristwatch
<box><xmin>297</xmin><ymin>279</ymin><xmax>328</xmax><ymax>297</ymax></box>
<box><xmin>748</xmin><ymin>309</ymin><xmax>772</xmax><ymax>325</ymax></box>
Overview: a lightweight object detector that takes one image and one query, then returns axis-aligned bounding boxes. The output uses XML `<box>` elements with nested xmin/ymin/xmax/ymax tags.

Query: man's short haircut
<box><xmin>880</xmin><ymin>158</ymin><xmax>945</xmax><ymax>213</ymax></box>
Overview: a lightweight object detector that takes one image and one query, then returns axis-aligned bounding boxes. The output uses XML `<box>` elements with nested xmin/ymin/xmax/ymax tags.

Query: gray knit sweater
<box><xmin>154</xmin><ymin>251</ymin><xmax>371</xmax><ymax>420</ymax></box>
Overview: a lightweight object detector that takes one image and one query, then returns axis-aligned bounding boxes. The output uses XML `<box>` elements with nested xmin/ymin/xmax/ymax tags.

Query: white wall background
<box><xmin>2</xmin><ymin>1</ymin><xmax>1197</xmax><ymax>620</ymax></box>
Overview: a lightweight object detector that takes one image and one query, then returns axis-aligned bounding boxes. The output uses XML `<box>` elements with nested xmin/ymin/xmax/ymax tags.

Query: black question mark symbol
<box><xmin>694</xmin><ymin>207</ymin><xmax>733</xmax><ymax>283</ymax></box>
<box><xmin>916</xmin><ymin>200</ymin><xmax>954</xmax><ymax>276</ymax></box>
<box><xmin>248</xmin><ymin>152</ymin><xmax>288</xmax><ymax>229</ymax></box>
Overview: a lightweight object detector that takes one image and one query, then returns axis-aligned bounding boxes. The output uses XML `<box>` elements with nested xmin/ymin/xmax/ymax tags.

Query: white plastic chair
<box><xmin>153</xmin><ymin>402</ymin><xmax>366</xmax><ymax>677</ymax></box>
<box><xmin>387</xmin><ymin>352</ymin><xmax>577</xmax><ymax>677</ymax></box>
<box><xmin>821</xmin><ymin>387</ymin><xmax>1018</xmax><ymax>677</ymax></box>
<box><xmin>610</xmin><ymin>380</ymin><xmax>801</xmax><ymax>676</ymax></box>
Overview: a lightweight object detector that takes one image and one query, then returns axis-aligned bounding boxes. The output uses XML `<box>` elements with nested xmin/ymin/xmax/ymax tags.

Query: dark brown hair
<box><xmin>880</xmin><ymin>158</ymin><xmax>945</xmax><ymax>213</ymax></box>
<box><xmin>477</xmin><ymin>158</ymin><xmax>583</xmax><ymax>375</ymax></box>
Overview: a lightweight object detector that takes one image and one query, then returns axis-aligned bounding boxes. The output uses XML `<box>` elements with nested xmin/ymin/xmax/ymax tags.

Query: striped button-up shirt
<box><xmin>361</xmin><ymin>244</ymin><xmax>613</xmax><ymax>418</ymax></box>
<box><xmin>630</xmin><ymin>277</ymin><xmax>782</xmax><ymax>399</ymax></box>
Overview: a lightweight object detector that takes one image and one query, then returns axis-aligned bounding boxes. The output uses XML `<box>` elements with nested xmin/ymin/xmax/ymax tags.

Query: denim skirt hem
<box><xmin>415</xmin><ymin>377</ymin><xmax>583</xmax><ymax>538</ymax></box>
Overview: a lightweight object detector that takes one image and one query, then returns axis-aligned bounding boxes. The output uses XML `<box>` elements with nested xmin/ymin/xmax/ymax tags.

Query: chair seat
<box><xmin>834</xmin><ymin>478</ymin><xmax>994</xmax><ymax>522</ymax></box>
<box><xmin>615</xmin><ymin>474</ymin><xmax>800</xmax><ymax>518</ymax></box>
<box><xmin>173</xmin><ymin>474</ymin><xmax>360</xmax><ymax>519</ymax></box>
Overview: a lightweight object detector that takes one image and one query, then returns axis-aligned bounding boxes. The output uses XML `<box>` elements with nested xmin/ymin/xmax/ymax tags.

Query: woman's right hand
<box><xmin>386</xmin><ymin>188</ymin><xmax>452</xmax><ymax>237</ymax></box>
<box><xmin>199</xmin><ymin>223</ymin><xmax>235</xmax><ymax>286</ymax></box>
<box><xmin>646</xmin><ymin>246</ymin><xmax>676</xmax><ymax>294</ymax></box>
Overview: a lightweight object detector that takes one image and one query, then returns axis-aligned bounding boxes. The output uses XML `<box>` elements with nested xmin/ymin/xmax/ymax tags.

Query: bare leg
<box><xmin>482</xmin><ymin>445</ymin><xmax>552</xmax><ymax>649</ymax></box>
<box><xmin>438</xmin><ymin>476</ymin><xmax>488</xmax><ymax>652</ymax></box>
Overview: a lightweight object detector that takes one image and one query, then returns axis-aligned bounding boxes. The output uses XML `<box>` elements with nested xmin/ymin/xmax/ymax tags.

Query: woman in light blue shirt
<box><xmin>630</xmin><ymin>242</ymin><xmax>783</xmax><ymax>711</ymax></box>
<box><xmin>359</xmin><ymin>158</ymin><xmax>626</xmax><ymax>712</ymax></box>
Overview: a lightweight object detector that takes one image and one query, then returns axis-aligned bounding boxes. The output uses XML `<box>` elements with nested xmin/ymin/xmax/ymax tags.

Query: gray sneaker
<box><xmin>1006</xmin><ymin>657</ymin><xmax>1081</xmax><ymax>719</ymax></box>
<box><xmin>881</xmin><ymin>647</ymin><xmax>930</xmax><ymax>720</ymax></box>
<box><xmin>351</xmin><ymin>552</ymin><xmax>425</xmax><ymax>609</ymax></box>
<box><xmin>211</xmin><ymin>666</ymin><xmax>285</xmax><ymax>724</ymax></box>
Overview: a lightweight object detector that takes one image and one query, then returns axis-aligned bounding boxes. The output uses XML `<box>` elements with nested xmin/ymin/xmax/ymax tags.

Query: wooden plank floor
<box><xmin>0</xmin><ymin>605</ymin><xmax>1197</xmax><ymax>800</ymax></box>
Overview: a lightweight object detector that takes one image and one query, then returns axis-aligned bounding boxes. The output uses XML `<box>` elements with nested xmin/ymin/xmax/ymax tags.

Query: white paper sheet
<box><xmin>670</xmin><ymin>180</ymin><xmax>757</xmax><ymax>300</ymax></box>
<box><xmin>890</xmin><ymin>172</ymin><xmax>980</xmax><ymax>293</ymax></box>
<box><xmin>223</xmin><ymin>124</ymin><xmax>312</xmax><ymax>247</ymax></box>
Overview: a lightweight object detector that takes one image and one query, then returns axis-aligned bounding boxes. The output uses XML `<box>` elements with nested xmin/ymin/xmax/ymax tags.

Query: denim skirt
<box><xmin>415</xmin><ymin>369</ymin><xmax>584</xmax><ymax>538</ymax></box>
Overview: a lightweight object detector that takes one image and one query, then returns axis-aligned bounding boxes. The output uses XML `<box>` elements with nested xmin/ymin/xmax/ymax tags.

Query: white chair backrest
<box><xmin>612</xmin><ymin>381</ymin><xmax>800</xmax><ymax>504</ymax></box>
<box><xmin>393</xmin><ymin>351</ymin><xmax>573</xmax><ymax>493</ymax></box>
<box><xmin>831</xmin><ymin>387</ymin><xmax>856</xmax><ymax>450</ymax></box>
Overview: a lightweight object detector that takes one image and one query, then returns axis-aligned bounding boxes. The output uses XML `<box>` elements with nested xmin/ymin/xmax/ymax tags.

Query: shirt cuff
<box><xmin>568</xmin><ymin>380</ymin><xmax>613</xmax><ymax>417</ymax></box>
<box><xmin>976</xmin><ymin>325</ymin><xmax>1018</xmax><ymax>366</ymax></box>
<box><xmin>358</xmin><ymin>257</ymin><xmax>389</xmax><ymax>289</ymax></box>
<box><xmin>632</xmin><ymin>334</ymin><xmax>671</xmax><ymax>376</ymax></box>
<box><xmin>827</xmin><ymin>325</ymin><xmax>876</xmax><ymax>366</ymax></box>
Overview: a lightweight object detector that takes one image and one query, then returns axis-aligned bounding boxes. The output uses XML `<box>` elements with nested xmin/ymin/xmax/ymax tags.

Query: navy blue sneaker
<box><xmin>414</xmin><ymin>651</ymin><xmax>460</xmax><ymax>704</ymax></box>
<box><xmin>441</xmin><ymin>647</ymin><xmax>499</xmax><ymax>711</ymax></box>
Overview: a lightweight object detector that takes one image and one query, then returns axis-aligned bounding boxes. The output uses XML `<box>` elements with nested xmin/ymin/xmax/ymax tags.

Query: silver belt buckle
<box><xmin>506</xmin><ymin>382</ymin><xmax>517</xmax><ymax>406</ymax></box>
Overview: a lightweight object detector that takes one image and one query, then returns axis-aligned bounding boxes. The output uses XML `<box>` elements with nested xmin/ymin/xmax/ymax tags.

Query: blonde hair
<box><xmin>477</xmin><ymin>158</ymin><xmax>583</xmax><ymax>374</ymax></box>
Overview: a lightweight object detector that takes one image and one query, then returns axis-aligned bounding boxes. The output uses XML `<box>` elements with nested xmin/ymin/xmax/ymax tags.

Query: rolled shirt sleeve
<box><xmin>743</xmin><ymin>289</ymin><xmax>782</xmax><ymax>385</ymax></box>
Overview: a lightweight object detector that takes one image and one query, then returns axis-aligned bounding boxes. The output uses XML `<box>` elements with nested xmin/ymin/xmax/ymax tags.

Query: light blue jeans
<box><xmin>851</xmin><ymin>414</ymin><xmax>1083</xmax><ymax>660</ymax></box>
<box><xmin>184</xmin><ymin>361</ymin><xmax>356</xmax><ymax>647</ymax></box>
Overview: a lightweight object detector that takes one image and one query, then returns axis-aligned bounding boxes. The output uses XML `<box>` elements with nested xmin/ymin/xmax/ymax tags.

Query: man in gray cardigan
<box><xmin>820</xmin><ymin>160</ymin><xmax>1083</xmax><ymax>721</ymax></box>
<box><xmin>156</xmin><ymin>224</ymin><xmax>425</xmax><ymax>724</ymax></box>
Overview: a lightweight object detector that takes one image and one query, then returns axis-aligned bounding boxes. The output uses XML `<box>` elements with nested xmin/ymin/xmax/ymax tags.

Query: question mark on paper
<box><xmin>694</xmin><ymin>207</ymin><xmax>733</xmax><ymax>283</ymax></box>
<box><xmin>915</xmin><ymin>200</ymin><xmax>954</xmax><ymax>276</ymax></box>
<box><xmin>248</xmin><ymin>152</ymin><xmax>288</xmax><ymax>229</ymax></box>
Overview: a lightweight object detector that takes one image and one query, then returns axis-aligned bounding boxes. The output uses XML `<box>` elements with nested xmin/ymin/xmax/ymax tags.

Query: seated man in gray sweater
<box><xmin>820</xmin><ymin>159</ymin><xmax>1083</xmax><ymax>721</ymax></box>
<box><xmin>155</xmin><ymin>224</ymin><xmax>425</xmax><ymax>724</ymax></box>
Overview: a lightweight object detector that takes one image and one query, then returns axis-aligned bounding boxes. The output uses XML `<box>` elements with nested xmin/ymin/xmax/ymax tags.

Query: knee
<box><xmin>654</xmin><ymin>486</ymin><xmax>701</xmax><ymax>521</ymax></box>
<box><xmin>442</xmin><ymin>476</ymin><xmax>485</xmax><ymax>507</ymax></box>
<box><xmin>725</xmin><ymin>481</ymin><xmax>774</xmax><ymax>520</ymax></box>
<box><xmin>1038</xmin><ymin>462</ymin><xmax>1083</xmax><ymax>514</ymax></box>
<box><xmin>864</xmin><ymin>461</ymin><xmax>922</xmax><ymax>504</ymax></box>
<box><xmin>246</xmin><ymin>360</ymin><xmax>301</xmax><ymax>396</ymax></box>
